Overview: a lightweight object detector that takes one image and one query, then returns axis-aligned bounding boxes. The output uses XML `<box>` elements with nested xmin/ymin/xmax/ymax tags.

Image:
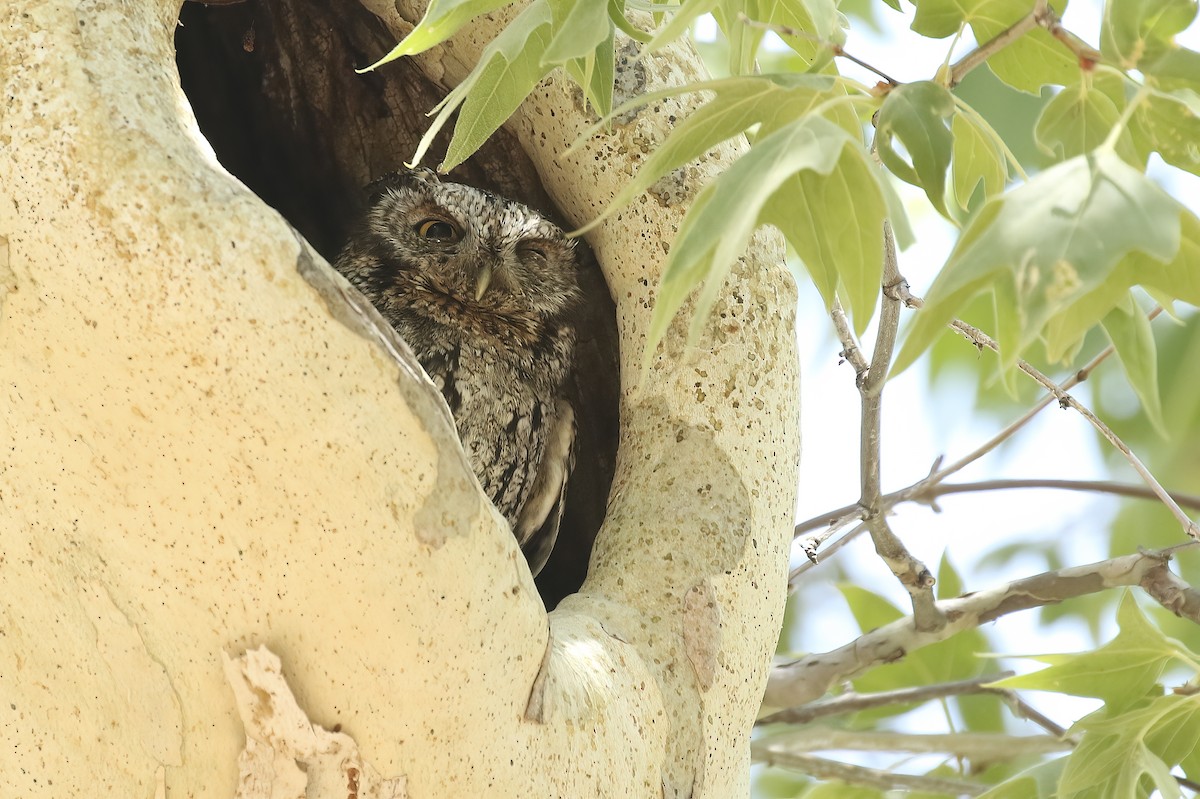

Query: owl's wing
<box><xmin>516</xmin><ymin>399</ymin><xmax>576</xmax><ymax>576</ymax></box>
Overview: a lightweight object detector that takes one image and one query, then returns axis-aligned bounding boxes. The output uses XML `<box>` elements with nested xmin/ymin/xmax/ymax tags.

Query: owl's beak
<box><xmin>474</xmin><ymin>263</ymin><xmax>493</xmax><ymax>300</ymax></box>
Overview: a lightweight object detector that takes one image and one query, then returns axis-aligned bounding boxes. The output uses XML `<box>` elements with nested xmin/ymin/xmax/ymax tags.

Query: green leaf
<box><xmin>644</xmin><ymin>0</ymin><xmax>719</xmax><ymax>53</ymax></box>
<box><xmin>912</xmin><ymin>0</ymin><xmax>1078</xmax><ymax>93</ymax></box>
<box><xmin>994</xmin><ymin>594</ymin><xmax>1192</xmax><ymax>712</ymax></box>
<box><xmin>839</xmin><ymin>585</ymin><xmax>990</xmax><ymax>700</ymax></box>
<box><xmin>892</xmin><ymin>150</ymin><xmax>1185</xmax><ymax>376</ymax></box>
<box><xmin>360</xmin><ymin>0</ymin><xmax>515</xmax><ymax>70</ymax></box>
<box><xmin>758</xmin><ymin>0</ymin><xmax>847</xmax><ymax>67</ymax></box>
<box><xmin>577</xmin><ymin>74</ymin><xmax>854</xmax><ymax>235</ymax></box>
<box><xmin>937</xmin><ymin>554</ymin><xmax>965</xmax><ymax>599</ymax></box>
<box><xmin>413</xmin><ymin>2</ymin><xmax>555</xmax><ymax>170</ymax></box>
<box><xmin>1043</xmin><ymin>210</ymin><xmax>1200</xmax><ymax>362</ymax></box>
<box><xmin>977</xmin><ymin>757</ymin><xmax>1068</xmax><ymax>799</ymax></box>
<box><xmin>565</xmin><ymin>30</ymin><xmax>616</xmax><ymax>116</ymax></box>
<box><xmin>762</xmin><ymin>139</ymin><xmax>887</xmax><ymax>332</ymax></box>
<box><xmin>647</xmin><ymin>115</ymin><xmax>885</xmax><ymax>353</ymax></box>
<box><xmin>951</xmin><ymin>107</ymin><xmax>1008</xmax><ymax>210</ymax></box>
<box><xmin>1035</xmin><ymin>80</ymin><xmax>1139</xmax><ymax>164</ymax></box>
<box><xmin>876</xmin><ymin>81</ymin><xmax>956</xmax><ymax>218</ymax></box>
<box><xmin>1101</xmin><ymin>0</ymin><xmax>1199</xmax><ymax>70</ymax></box>
<box><xmin>1137</xmin><ymin>87</ymin><xmax>1200</xmax><ymax>176</ymax></box>
<box><xmin>1059</xmin><ymin>694</ymin><xmax>1200</xmax><ymax>799</ymax></box>
<box><xmin>1101</xmin><ymin>296</ymin><xmax>1166</xmax><ymax>436</ymax></box>
<box><xmin>545</xmin><ymin>0</ymin><xmax>611</xmax><ymax>63</ymax></box>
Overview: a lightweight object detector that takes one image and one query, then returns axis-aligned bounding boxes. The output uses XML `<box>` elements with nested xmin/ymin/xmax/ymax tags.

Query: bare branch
<box><xmin>1141</xmin><ymin>563</ymin><xmax>1200</xmax><ymax>625</ymax></box>
<box><xmin>751</xmin><ymin>744</ymin><xmax>986</xmax><ymax>796</ymax></box>
<box><xmin>794</xmin><ymin>478</ymin><xmax>1200</xmax><ymax>541</ymax></box>
<box><xmin>765</xmin><ymin>726</ymin><xmax>1071</xmax><ymax>760</ymax></box>
<box><xmin>830</xmin><ymin>297</ymin><xmax>869</xmax><ymax>383</ymax></box>
<box><xmin>758</xmin><ymin>673</ymin><xmax>1015</xmax><ymax>725</ymax></box>
<box><xmin>994</xmin><ymin>689</ymin><xmax>1073</xmax><ymax>740</ymax></box>
<box><xmin>766</xmin><ymin>547</ymin><xmax>1195</xmax><ymax>708</ymax></box>
<box><xmin>857</xmin><ymin>223</ymin><xmax>943</xmax><ymax>629</ymax></box>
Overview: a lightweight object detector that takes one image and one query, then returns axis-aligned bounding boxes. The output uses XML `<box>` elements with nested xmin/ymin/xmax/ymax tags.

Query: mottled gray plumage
<box><xmin>333</xmin><ymin>168</ymin><xmax>579</xmax><ymax>574</ymax></box>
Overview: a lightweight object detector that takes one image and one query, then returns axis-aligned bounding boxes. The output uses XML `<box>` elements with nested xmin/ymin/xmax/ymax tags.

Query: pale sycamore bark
<box><xmin>0</xmin><ymin>1</ymin><xmax>800</xmax><ymax>796</ymax></box>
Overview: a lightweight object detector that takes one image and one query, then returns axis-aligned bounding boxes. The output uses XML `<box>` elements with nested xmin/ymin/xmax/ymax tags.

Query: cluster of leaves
<box><xmin>984</xmin><ymin>595</ymin><xmax>1200</xmax><ymax>799</ymax></box>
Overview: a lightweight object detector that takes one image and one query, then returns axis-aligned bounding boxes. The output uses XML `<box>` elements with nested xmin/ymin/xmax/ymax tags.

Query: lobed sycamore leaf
<box><xmin>1034</xmin><ymin>80</ymin><xmax>1141</xmax><ymax>165</ymax></box>
<box><xmin>1042</xmin><ymin>210</ymin><xmax>1200</xmax><ymax>361</ymax></box>
<box><xmin>1137</xmin><ymin>87</ymin><xmax>1200</xmax><ymax>177</ymax></box>
<box><xmin>951</xmin><ymin>108</ymin><xmax>1009</xmax><ymax>210</ymax></box>
<box><xmin>643</xmin><ymin>0</ymin><xmax>719</xmax><ymax>54</ymax></box>
<box><xmin>1058</xmin><ymin>694</ymin><xmax>1200</xmax><ymax>799</ymax></box>
<box><xmin>1101</xmin><ymin>296</ymin><xmax>1166</xmax><ymax>437</ymax></box>
<box><xmin>752</xmin><ymin>0</ymin><xmax>847</xmax><ymax>68</ymax></box>
<box><xmin>977</xmin><ymin>758</ymin><xmax>1068</xmax><ymax>799</ymax></box>
<box><xmin>359</xmin><ymin>0</ymin><xmax>515</xmax><ymax>71</ymax></box>
<box><xmin>992</xmin><ymin>594</ymin><xmax>1195</xmax><ymax>713</ymax></box>
<box><xmin>1101</xmin><ymin>0</ymin><xmax>1198</xmax><ymax>70</ymax></box>
<box><xmin>892</xmin><ymin>150</ymin><xmax>1185</xmax><ymax>377</ymax></box>
<box><xmin>876</xmin><ymin>81</ymin><xmax>956</xmax><ymax>219</ymax></box>
<box><xmin>565</xmin><ymin>31</ymin><xmax>616</xmax><ymax>116</ymax></box>
<box><xmin>838</xmin><ymin>585</ymin><xmax>990</xmax><ymax>704</ymax></box>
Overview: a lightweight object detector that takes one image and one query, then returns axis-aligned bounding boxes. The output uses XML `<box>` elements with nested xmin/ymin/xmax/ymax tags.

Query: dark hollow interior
<box><xmin>174</xmin><ymin>0</ymin><xmax>619</xmax><ymax>607</ymax></box>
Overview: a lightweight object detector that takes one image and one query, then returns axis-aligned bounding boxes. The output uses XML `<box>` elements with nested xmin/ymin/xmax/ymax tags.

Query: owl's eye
<box><xmin>415</xmin><ymin>219</ymin><xmax>459</xmax><ymax>241</ymax></box>
<box><xmin>518</xmin><ymin>242</ymin><xmax>549</xmax><ymax>261</ymax></box>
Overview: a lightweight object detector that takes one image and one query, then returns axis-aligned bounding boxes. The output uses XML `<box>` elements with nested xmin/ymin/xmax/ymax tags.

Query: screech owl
<box><xmin>333</xmin><ymin>168</ymin><xmax>580</xmax><ymax>575</ymax></box>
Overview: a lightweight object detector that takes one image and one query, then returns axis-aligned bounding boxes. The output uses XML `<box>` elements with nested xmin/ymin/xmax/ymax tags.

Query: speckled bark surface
<box><xmin>0</xmin><ymin>1</ymin><xmax>799</xmax><ymax>796</ymax></box>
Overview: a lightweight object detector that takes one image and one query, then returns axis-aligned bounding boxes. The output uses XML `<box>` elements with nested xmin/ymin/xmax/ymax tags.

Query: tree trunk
<box><xmin>0</xmin><ymin>1</ymin><xmax>800</xmax><ymax>796</ymax></box>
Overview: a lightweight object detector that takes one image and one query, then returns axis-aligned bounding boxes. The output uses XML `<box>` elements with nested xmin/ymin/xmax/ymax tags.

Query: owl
<box><xmin>333</xmin><ymin>168</ymin><xmax>580</xmax><ymax>575</ymax></box>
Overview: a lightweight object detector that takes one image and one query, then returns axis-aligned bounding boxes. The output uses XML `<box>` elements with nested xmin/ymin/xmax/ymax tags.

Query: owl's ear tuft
<box><xmin>364</xmin><ymin>168</ymin><xmax>440</xmax><ymax>204</ymax></box>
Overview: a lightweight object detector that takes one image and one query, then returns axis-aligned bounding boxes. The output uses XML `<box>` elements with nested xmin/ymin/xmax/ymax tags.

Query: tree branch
<box><xmin>857</xmin><ymin>223</ymin><xmax>942</xmax><ymax>629</ymax></box>
<box><xmin>767</xmin><ymin>546</ymin><xmax>1197</xmax><ymax>707</ymax></box>
<box><xmin>758</xmin><ymin>673</ymin><xmax>1015</xmax><ymax>725</ymax></box>
<box><xmin>794</xmin><ymin>478</ymin><xmax>1200</xmax><ymax>541</ymax></box>
<box><xmin>762</xmin><ymin>726</ymin><xmax>1071</xmax><ymax>760</ymax></box>
<box><xmin>946</xmin><ymin>0</ymin><xmax>1102</xmax><ymax>88</ymax></box>
<box><xmin>751</xmin><ymin>744</ymin><xmax>986</xmax><ymax>796</ymax></box>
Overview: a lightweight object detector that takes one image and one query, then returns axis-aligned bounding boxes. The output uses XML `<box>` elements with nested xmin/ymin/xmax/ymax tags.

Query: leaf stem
<box><xmin>737</xmin><ymin>14</ymin><xmax>899</xmax><ymax>86</ymax></box>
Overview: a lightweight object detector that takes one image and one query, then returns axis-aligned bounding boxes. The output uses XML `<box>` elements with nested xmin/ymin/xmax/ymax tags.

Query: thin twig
<box><xmin>947</xmin><ymin>318</ymin><xmax>1199</xmax><ymax>541</ymax></box>
<box><xmin>737</xmin><ymin>14</ymin><xmax>899</xmax><ymax>86</ymax></box>
<box><xmin>751</xmin><ymin>745</ymin><xmax>986</xmax><ymax>796</ymax></box>
<box><xmin>765</xmin><ymin>726</ymin><xmax>1071</xmax><ymax>760</ymax></box>
<box><xmin>994</xmin><ymin>690</ymin><xmax>1073</xmax><ymax>740</ymax></box>
<box><xmin>794</xmin><ymin>478</ymin><xmax>1200</xmax><ymax>540</ymax></box>
<box><xmin>758</xmin><ymin>673</ymin><xmax>1015</xmax><ymax>725</ymax></box>
<box><xmin>830</xmin><ymin>297</ymin><xmax>869</xmax><ymax>384</ymax></box>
